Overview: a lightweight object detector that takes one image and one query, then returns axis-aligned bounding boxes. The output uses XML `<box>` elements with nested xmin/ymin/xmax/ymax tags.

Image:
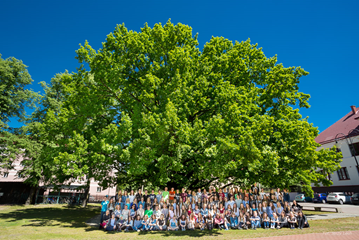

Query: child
<box><xmin>125</xmin><ymin>216</ymin><xmax>133</xmax><ymax>232</ymax></box>
<box><xmin>149</xmin><ymin>214</ymin><xmax>157</xmax><ymax>231</ymax></box>
<box><xmin>138</xmin><ymin>197</ymin><xmax>145</xmax><ymax>210</ymax></box>
<box><xmin>179</xmin><ymin>214</ymin><xmax>187</xmax><ymax>231</ymax></box>
<box><xmin>288</xmin><ymin>212</ymin><xmax>297</xmax><ymax>229</ymax></box>
<box><xmin>117</xmin><ymin>215</ymin><xmax>126</xmax><ymax>232</ymax></box>
<box><xmin>197</xmin><ymin>213</ymin><xmax>205</xmax><ymax>230</ymax></box>
<box><xmin>206</xmin><ymin>213</ymin><xmax>213</xmax><ymax>230</ymax></box>
<box><xmin>130</xmin><ymin>204</ymin><xmax>136</xmax><ymax>219</ymax></box>
<box><xmin>168</xmin><ymin>216</ymin><xmax>179</xmax><ymax>231</ymax></box>
<box><xmin>262</xmin><ymin>212</ymin><xmax>270</xmax><ymax>229</ymax></box>
<box><xmin>133</xmin><ymin>215</ymin><xmax>143</xmax><ymax>232</ymax></box>
<box><xmin>105</xmin><ymin>214</ymin><xmax>117</xmax><ymax>231</ymax></box>
<box><xmin>114</xmin><ymin>205</ymin><xmax>122</xmax><ymax>220</ymax></box>
<box><xmin>101</xmin><ymin>210</ymin><xmax>111</xmax><ymax>229</ymax></box>
<box><xmin>188</xmin><ymin>213</ymin><xmax>196</xmax><ymax>230</ymax></box>
<box><xmin>270</xmin><ymin>213</ymin><xmax>279</xmax><ymax>229</ymax></box>
<box><xmin>137</xmin><ymin>204</ymin><xmax>144</xmax><ymax>219</ymax></box>
<box><xmin>145</xmin><ymin>205</ymin><xmax>153</xmax><ymax>219</ymax></box>
<box><xmin>296</xmin><ymin>211</ymin><xmax>310</xmax><ymax>229</ymax></box>
<box><xmin>214</xmin><ymin>214</ymin><xmax>224</xmax><ymax>230</ymax></box>
<box><xmin>250</xmin><ymin>211</ymin><xmax>260</xmax><ymax>230</ymax></box>
<box><xmin>223</xmin><ymin>214</ymin><xmax>230</xmax><ymax>230</ymax></box>
<box><xmin>156</xmin><ymin>214</ymin><xmax>167</xmax><ymax>231</ymax></box>
<box><xmin>238</xmin><ymin>212</ymin><xmax>246</xmax><ymax>230</ymax></box>
<box><xmin>278</xmin><ymin>211</ymin><xmax>288</xmax><ymax>229</ymax></box>
<box><xmin>125</xmin><ymin>198</ymin><xmax>131</xmax><ymax>210</ymax></box>
<box><xmin>142</xmin><ymin>215</ymin><xmax>150</xmax><ymax>231</ymax></box>
<box><xmin>245</xmin><ymin>212</ymin><xmax>251</xmax><ymax>230</ymax></box>
<box><xmin>230</xmin><ymin>212</ymin><xmax>238</xmax><ymax>229</ymax></box>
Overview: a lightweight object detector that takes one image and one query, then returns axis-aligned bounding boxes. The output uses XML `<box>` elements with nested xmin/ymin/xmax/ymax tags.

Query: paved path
<box><xmin>240</xmin><ymin>231</ymin><xmax>359</xmax><ymax>240</ymax></box>
<box><xmin>300</xmin><ymin>202</ymin><xmax>359</xmax><ymax>214</ymax></box>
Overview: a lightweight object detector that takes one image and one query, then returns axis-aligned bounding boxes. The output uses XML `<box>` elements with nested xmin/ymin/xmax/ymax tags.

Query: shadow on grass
<box><xmin>84</xmin><ymin>227</ymin><xmax>223</xmax><ymax>237</ymax></box>
<box><xmin>0</xmin><ymin>204</ymin><xmax>100</xmax><ymax>228</ymax></box>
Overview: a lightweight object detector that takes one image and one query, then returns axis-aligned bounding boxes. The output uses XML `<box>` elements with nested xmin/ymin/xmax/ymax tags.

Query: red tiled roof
<box><xmin>315</xmin><ymin>108</ymin><xmax>359</xmax><ymax>145</ymax></box>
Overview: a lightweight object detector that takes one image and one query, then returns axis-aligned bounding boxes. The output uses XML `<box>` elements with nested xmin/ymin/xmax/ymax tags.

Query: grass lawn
<box><xmin>0</xmin><ymin>204</ymin><xmax>358</xmax><ymax>239</ymax></box>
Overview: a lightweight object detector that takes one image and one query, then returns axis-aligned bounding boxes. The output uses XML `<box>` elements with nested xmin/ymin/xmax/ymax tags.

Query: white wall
<box><xmin>316</xmin><ymin>136</ymin><xmax>359</xmax><ymax>187</ymax></box>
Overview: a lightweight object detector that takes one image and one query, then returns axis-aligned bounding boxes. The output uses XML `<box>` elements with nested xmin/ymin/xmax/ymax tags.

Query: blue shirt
<box><xmin>201</xmin><ymin>208</ymin><xmax>209</xmax><ymax>216</ymax></box>
<box><xmin>101</xmin><ymin>200</ymin><xmax>109</xmax><ymax>212</ymax></box>
<box><xmin>121</xmin><ymin>195</ymin><xmax>127</xmax><ymax>203</ymax></box>
<box><xmin>138</xmin><ymin>201</ymin><xmax>145</xmax><ymax>209</ymax></box>
<box><xmin>230</xmin><ymin>216</ymin><xmax>238</xmax><ymax>225</ymax></box>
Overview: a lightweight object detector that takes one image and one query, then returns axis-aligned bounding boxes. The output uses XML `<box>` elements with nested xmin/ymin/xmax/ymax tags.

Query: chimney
<box><xmin>351</xmin><ymin>105</ymin><xmax>357</xmax><ymax>114</ymax></box>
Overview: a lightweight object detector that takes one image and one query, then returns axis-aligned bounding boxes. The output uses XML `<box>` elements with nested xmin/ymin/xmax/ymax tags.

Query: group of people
<box><xmin>100</xmin><ymin>184</ymin><xmax>309</xmax><ymax>232</ymax></box>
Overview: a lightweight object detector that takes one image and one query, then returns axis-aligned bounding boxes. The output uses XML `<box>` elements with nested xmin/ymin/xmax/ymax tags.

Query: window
<box><xmin>337</xmin><ymin>167</ymin><xmax>350</xmax><ymax>180</ymax></box>
<box><xmin>97</xmin><ymin>187</ymin><xmax>102</xmax><ymax>193</ymax></box>
<box><xmin>3</xmin><ymin>173</ymin><xmax>9</xmax><ymax>178</ymax></box>
<box><xmin>349</xmin><ymin>142</ymin><xmax>359</xmax><ymax>156</ymax></box>
<box><xmin>320</xmin><ymin>170</ymin><xmax>332</xmax><ymax>181</ymax></box>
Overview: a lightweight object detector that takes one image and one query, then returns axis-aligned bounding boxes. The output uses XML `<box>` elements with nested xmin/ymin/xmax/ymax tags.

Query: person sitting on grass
<box><xmin>197</xmin><ymin>213</ymin><xmax>205</xmax><ymax>230</ymax></box>
<box><xmin>230</xmin><ymin>212</ymin><xmax>238</xmax><ymax>229</ymax></box>
<box><xmin>271</xmin><ymin>213</ymin><xmax>279</xmax><ymax>229</ymax></box>
<box><xmin>168</xmin><ymin>216</ymin><xmax>179</xmax><ymax>231</ymax></box>
<box><xmin>245</xmin><ymin>212</ymin><xmax>251</xmax><ymax>230</ymax></box>
<box><xmin>124</xmin><ymin>216</ymin><xmax>134</xmax><ymax>232</ymax></box>
<box><xmin>250</xmin><ymin>211</ymin><xmax>260</xmax><ymax>230</ymax></box>
<box><xmin>288</xmin><ymin>212</ymin><xmax>297</xmax><ymax>229</ymax></box>
<box><xmin>179</xmin><ymin>214</ymin><xmax>187</xmax><ymax>231</ymax></box>
<box><xmin>142</xmin><ymin>215</ymin><xmax>150</xmax><ymax>231</ymax></box>
<box><xmin>214</xmin><ymin>214</ymin><xmax>224</xmax><ymax>230</ymax></box>
<box><xmin>100</xmin><ymin>210</ymin><xmax>111</xmax><ymax>229</ymax></box>
<box><xmin>262</xmin><ymin>212</ymin><xmax>270</xmax><ymax>229</ymax></box>
<box><xmin>105</xmin><ymin>213</ymin><xmax>117</xmax><ymax>231</ymax></box>
<box><xmin>278</xmin><ymin>211</ymin><xmax>288</xmax><ymax>229</ymax></box>
<box><xmin>187</xmin><ymin>213</ymin><xmax>196</xmax><ymax>230</ymax></box>
<box><xmin>296</xmin><ymin>211</ymin><xmax>309</xmax><ymax>229</ymax></box>
<box><xmin>156</xmin><ymin>214</ymin><xmax>167</xmax><ymax>231</ymax></box>
<box><xmin>222</xmin><ymin>214</ymin><xmax>230</xmax><ymax>230</ymax></box>
<box><xmin>116</xmin><ymin>215</ymin><xmax>126</xmax><ymax>232</ymax></box>
<box><xmin>149</xmin><ymin>214</ymin><xmax>157</xmax><ymax>231</ymax></box>
<box><xmin>133</xmin><ymin>215</ymin><xmax>143</xmax><ymax>232</ymax></box>
<box><xmin>238</xmin><ymin>212</ymin><xmax>246</xmax><ymax>230</ymax></box>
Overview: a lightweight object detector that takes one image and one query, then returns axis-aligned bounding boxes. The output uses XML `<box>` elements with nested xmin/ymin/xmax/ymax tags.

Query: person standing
<box><xmin>100</xmin><ymin>197</ymin><xmax>109</xmax><ymax>224</ymax></box>
<box><xmin>162</xmin><ymin>187</ymin><xmax>169</xmax><ymax>202</ymax></box>
<box><xmin>169</xmin><ymin>188</ymin><xmax>176</xmax><ymax>203</ymax></box>
<box><xmin>135</xmin><ymin>189</ymin><xmax>143</xmax><ymax>203</ymax></box>
<box><xmin>180</xmin><ymin>188</ymin><xmax>187</xmax><ymax>203</ymax></box>
<box><xmin>156</xmin><ymin>190</ymin><xmax>162</xmax><ymax>204</ymax></box>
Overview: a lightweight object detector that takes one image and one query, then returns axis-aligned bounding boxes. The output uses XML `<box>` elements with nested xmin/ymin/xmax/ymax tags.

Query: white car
<box><xmin>326</xmin><ymin>192</ymin><xmax>351</xmax><ymax>204</ymax></box>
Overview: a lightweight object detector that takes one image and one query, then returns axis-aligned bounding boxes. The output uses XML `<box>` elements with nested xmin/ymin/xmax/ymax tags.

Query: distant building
<box><xmin>313</xmin><ymin>105</ymin><xmax>359</xmax><ymax>193</ymax></box>
<box><xmin>0</xmin><ymin>154</ymin><xmax>116</xmax><ymax>204</ymax></box>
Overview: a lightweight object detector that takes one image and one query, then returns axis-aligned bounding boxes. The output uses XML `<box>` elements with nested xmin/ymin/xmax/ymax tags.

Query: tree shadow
<box><xmin>0</xmin><ymin>204</ymin><xmax>100</xmax><ymax>228</ymax></box>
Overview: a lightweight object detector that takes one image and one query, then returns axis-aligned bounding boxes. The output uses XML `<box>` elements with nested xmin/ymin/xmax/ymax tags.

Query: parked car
<box><xmin>327</xmin><ymin>192</ymin><xmax>351</xmax><ymax>204</ymax></box>
<box><xmin>295</xmin><ymin>194</ymin><xmax>312</xmax><ymax>202</ymax></box>
<box><xmin>350</xmin><ymin>193</ymin><xmax>359</xmax><ymax>205</ymax></box>
<box><xmin>313</xmin><ymin>193</ymin><xmax>327</xmax><ymax>203</ymax></box>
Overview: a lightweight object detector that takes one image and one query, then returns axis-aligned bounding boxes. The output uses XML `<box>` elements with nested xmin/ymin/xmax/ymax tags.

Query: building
<box><xmin>0</xmin><ymin>153</ymin><xmax>116</xmax><ymax>204</ymax></box>
<box><xmin>313</xmin><ymin>105</ymin><xmax>359</xmax><ymax>193</ymax></box>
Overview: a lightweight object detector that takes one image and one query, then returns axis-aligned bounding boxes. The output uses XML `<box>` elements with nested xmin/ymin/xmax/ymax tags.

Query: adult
<box><xmin>251</xmin><ymin>183</ymin><xmax>259</xmax><ymax>193</ymax></box>
<box><xmin>180</xmin><ymin>188</ymin><xmax>187</xmax><ymax>203</ymax></box>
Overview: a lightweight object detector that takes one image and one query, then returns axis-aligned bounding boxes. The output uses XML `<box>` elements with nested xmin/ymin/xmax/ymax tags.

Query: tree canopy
<box><xmin>39</xmin><ymin>20</ymin><xmax>341</xmax><ymax>195</ymax></box>
<box><xmin>0</xmin><ymin>21</ymin><xmax>342</xmax><ymax>199</ymax></box>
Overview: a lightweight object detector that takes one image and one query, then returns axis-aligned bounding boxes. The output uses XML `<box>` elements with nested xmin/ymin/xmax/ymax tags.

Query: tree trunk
<box><xmin>81</xmin><ymin>179</ymin><xmax>91</xmax><ymax>208</ymax></box>
<box><xmin>25</xmin><ymin>186</ymin><xmax>36</xmax><ymax>205</ymax></box>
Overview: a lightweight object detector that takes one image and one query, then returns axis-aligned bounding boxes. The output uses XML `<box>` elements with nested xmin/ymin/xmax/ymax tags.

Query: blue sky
<box><xmin>1</xmin><ymin>0</ymin><xmax>358</xmax><ymax>132</ymax></box>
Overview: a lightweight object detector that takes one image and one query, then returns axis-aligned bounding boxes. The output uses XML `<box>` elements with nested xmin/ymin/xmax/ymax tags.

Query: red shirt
<box><xmin>180</xmin><ymin>192</ymin><xmax>187</xmax><ymax>202</ymax></box>
<box><xmin>169</xmin><ymin>191</ymin><xmax>175</xmax><ymax>200</ymax></box>
<box><xmin>219</xmin><ymin>192</ymin><xmax>225</xmax><ymax>200</ymax></box>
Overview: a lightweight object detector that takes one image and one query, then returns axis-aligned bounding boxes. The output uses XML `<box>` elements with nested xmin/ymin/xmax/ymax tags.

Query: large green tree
<box><xmin>44</xmin><ymin>20</ymin><xmax>341</xmax><ymax>196</ymax></box>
